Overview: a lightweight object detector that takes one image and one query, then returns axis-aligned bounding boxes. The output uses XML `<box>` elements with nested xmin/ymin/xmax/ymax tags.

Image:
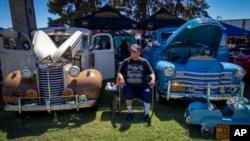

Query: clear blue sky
<box><xmin>0</xmin><ymin>0</ymin><xmax>250</xmax><ymax>29</ymax></box>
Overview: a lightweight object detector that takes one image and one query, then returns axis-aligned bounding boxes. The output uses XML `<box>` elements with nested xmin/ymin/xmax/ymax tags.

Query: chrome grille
<box><xmin>38</xmin><ymin>63</ymin><xmax>65</xmax><ymax>104</ymax></box>
<box><xmin>175</xmin><ymin>71</ymin><xmax>232</xmax><ymax>94</ymax></box>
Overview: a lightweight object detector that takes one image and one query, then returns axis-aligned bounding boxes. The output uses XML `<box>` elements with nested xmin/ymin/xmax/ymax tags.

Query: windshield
<box><xmin>49</xmin><ymin>35</ymin><xmax>88</xmax><ymax>48</ymax></box>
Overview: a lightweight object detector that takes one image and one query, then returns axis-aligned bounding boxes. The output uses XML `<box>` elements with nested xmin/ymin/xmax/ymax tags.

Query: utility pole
<box><xmin>9</xmin><ymin>0</ymin><xmax>37</xmax><ymax>37</ymax></box>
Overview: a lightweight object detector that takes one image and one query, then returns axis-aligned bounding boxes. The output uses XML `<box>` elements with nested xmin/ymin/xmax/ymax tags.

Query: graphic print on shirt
<box><xmin>126</xmin><ymin>63</ymin><xmax>143</xmax><ymax>84</ymax></box>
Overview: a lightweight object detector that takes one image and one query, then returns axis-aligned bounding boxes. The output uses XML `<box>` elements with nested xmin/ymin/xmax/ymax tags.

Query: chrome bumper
<box><xmin>163</xmin><ymin>80</ymin><xmax>245</xmax><ymax>101</ymax></box>
<box><xmin>4</xmin><ymin>96</ymin><xmax>97</xmax><ymax>113</ymax></box>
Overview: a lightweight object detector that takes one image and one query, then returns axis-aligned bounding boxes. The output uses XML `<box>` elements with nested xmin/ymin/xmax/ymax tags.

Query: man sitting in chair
<box><xmin>117</xmin><ymin>44</ymin><xmax>156</xmax><ymax>124</ymax></box>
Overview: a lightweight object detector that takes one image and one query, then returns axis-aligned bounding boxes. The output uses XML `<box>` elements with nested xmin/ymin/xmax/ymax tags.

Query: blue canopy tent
<box><xmin>221</xmin><ymin>22</ymin><xmax>250</xmax><ymax>36</ymax></box>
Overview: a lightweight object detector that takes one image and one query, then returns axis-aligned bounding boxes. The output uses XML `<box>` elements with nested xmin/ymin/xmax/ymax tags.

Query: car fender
<box><xmin>155</xmin><ymin>61</ymin><xmax>175</xmax><ymax>87</ymax></box>
<box><xmin>2</xmin><ymin>70</ymin><xmax>37</xmax><ymax>95</ymax></box>
<box><xmin>67</xmin><ymin>69</ymin><xmax>103</xmax><ymax>100</ymax></box>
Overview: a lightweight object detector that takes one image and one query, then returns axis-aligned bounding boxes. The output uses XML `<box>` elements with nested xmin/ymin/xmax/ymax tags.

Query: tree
<box><xmin>46</xmin><ymin>0</ymin><xmax>210</xmax><ymax>27</ymax></box>
<box><xmin>47</xmin><ymin>0</ymin><xmax>99</xmax><ymax>26</ymax></box>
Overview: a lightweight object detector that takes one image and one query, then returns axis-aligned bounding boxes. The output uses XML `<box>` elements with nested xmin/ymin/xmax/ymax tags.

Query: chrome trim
<box><xmin>165</xmin><ymin>80</ymin><xmax>245</xmax><ymax>101</ymax></box>
<box><xmin>38</xmin><ymin>62</ymin><xmax>66</xmax><ymax>104</ymax></box>
<box><xmin>5</xmin><ymin>96</ymin><xmax>96</xmax><ymax>113</ymax></box>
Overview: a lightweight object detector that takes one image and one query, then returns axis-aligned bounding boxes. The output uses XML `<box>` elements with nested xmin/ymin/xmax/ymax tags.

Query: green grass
<box><xmin>0</xmin><ymin>82</ymin><xmax>249</xmax><ymax>141</ymax></box>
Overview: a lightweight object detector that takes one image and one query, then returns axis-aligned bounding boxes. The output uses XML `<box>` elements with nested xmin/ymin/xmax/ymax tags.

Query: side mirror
<box><xmin>89</xmin><ymin>44</ymin><xmax>94</xmax><ymax>51</ymax></box>
<box><xmin>22</xmin><ymin>41</ymin><xmax>31</xmax><ymax>50</ymax></box>
<box><xmin>94</xmin><ymin>45</ymin><xmax>101</xmax><ymax>50</ymax></box>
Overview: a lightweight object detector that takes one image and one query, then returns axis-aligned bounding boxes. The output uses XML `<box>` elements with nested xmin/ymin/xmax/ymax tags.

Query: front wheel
<box><xmin>155</xmin><ymin>81</ymin><xmax>167</xmax><ymax>104</ymax></box>
<box><xmin>201</xmin><ymin>126</ymin><xmax>214</xmax><ymax>135</ymax></box>
<box><xmin>110</xmin><ymin>93</ymin><xmax>120</xmax><ymax>121</ymax></box>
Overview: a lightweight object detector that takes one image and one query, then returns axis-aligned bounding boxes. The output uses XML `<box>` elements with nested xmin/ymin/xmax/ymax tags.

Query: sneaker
<box><xmin>143</xmin><ymin>114</ymin><xmax>151</xmax><ymax>124</ymax></box>
<box><xmin>125</xmin><ymin>113</ymin><xmax>134</xmax><ymax>121</ymax></box>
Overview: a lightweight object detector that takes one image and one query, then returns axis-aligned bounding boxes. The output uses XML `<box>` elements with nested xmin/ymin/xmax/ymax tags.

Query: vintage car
<box><xmin>145</xmin><ymin>18</ymin><xmax>246</xmax><ymax>103</ymax></box>
<box><xmin>229</xmin><ymin>54</ymin><xmax>250</xmax><ymax>82</ymax></box>
<box><xmin>184</xmin><ymin>95</ymin><xmax>250</xmax><ymax>134</ymax></box>
<box><xmin>0</xmin><ymin>27</ymin><xmax>116</xmax><ymax>113</ymax></box>
<box><xmin>229</xmin><ymin>42</ymin><xmax>250</xmax><ymax>82</ymax></box>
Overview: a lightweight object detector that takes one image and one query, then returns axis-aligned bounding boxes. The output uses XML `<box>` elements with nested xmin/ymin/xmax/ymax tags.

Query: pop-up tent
<box><xmin>139</xmin><ymin>8</ymin><xmax>186</xmax><ymax>30</ymax></box>
<box><xmin>74</xmin><ymin>5</ymin><xmax>138</xmax><ymax>29</ymax></box>
<box><xmin>221</xmin><ymin>22</ymin><xmax>250</xmax><ymax>36</ymax></box>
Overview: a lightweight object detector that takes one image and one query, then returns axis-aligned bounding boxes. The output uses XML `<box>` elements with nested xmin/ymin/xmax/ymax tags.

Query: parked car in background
<box><xmin>145</xmin><ymin>17</ymin><xmax>246</xmax><ymax>103</ymax></box>
<box><xmin>229</xmin><ymin>40</ymin><xmax>250</xmax><ymax>82</ymax></box>
<box><xmin>0</xmin><ymin>27</ymin><xmax>117</xmax><ymax>113</ymax></box>
<box><xmin>229</xmin><ymin>54</ymin><xmax>250</xmax><ymax>82</ymax></box>
<box><xmin>229</xmin><ymin>44</ymin><xmax>250</xmax><ymax>55</ymax></box>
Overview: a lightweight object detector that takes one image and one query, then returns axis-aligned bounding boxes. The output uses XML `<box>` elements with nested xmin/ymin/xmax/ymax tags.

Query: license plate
<box><xmin>170</xmin><ymin>85</ymin><xmax>185</xmax><ymax>91</ymax></box>
<box><xmin>3</xmin><ymin>96</ymin><xmax>18</xmax><ymax>104</ymax></box>
<box><xmin>170</xmin><ymin>80</ymin><xmax>185</xmax><ymax>92</ymax></box>
<box><xmin>216</xmin><ymin>124</ymin><xmax>230</xmax><ymax>140</ymax></box>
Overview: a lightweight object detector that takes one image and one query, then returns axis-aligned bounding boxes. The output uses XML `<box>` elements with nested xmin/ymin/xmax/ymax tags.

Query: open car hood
<box><xmin>33</xmin><ymin>30</ymin><xmax>82</xmax><ymax>62</ymax></box>
<box><xmin>165</xmin><ymin>18</ymin><xmax>225</xmax><ymax>51</ymax></box>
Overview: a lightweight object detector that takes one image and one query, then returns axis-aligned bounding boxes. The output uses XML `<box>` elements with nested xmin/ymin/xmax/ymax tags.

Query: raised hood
<box><xmin>33</xmin><ymin>30</ymin><xmax>83</xmax><ymax>62</ymax></box>
<box><xmin>165</xmin><ymin>18</ymin><xmax>225</xmax><ymax>51</ymax></box>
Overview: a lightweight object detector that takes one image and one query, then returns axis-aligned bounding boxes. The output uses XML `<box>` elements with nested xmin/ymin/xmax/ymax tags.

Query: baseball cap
<box><xmin>130</xmin><ymin>44</ymin><xmax>141</xmax><ymax>51</ymax></box>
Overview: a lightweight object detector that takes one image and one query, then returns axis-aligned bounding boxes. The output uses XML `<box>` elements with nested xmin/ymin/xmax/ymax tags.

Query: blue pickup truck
<box><xmin>145</xmin><ymin>17</ymin><xmax>246</xmax><ymax>103</ymax></box>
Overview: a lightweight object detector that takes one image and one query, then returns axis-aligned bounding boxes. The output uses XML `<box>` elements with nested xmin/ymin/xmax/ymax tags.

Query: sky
<box><xmin>0</xmin><ymin>0</ymin><xmax>250</xmax><ymax>29</ymax></box>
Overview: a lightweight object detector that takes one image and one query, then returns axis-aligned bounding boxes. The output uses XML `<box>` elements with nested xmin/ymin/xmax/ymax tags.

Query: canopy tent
<box><xmin>139</xmin><ymin>8</ymin><xmax>186</xmax><ymax>30</ymax></box>
<box><xmin>74</xmin><ymin>5</ymin><xmax>138</xmax><ymax>29</ymax></box>
<box><xmin>221</xmin><ymin>22</ymin><xmax>250</xmax><ymax>36</ymax></box>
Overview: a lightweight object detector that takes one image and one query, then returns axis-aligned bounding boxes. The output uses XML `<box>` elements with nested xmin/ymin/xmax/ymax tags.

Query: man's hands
<box><xmin>148</xmin><ymin>79</ymin><xmax>155</xmax><ymax>88</ymax></box>
<box><xmin>148</xmin><ymin>73</ymin><xmax>156</xmax><ymax>88</ymax></box>
<box><xmin>117</xmin><ymin>73</ymin><xmax>125</xmax><ymax>86</ymax></box>
<box><xmin>118</xmin><ymin>77</ymin><xmax>126</xmax><ymax>86</ymax></box>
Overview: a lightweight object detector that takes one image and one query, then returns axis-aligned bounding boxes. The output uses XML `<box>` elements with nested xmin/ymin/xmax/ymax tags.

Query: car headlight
<box><xmin>69</xmin><ymin>66</ymin><xmax>80</xmax><ymax>77</ymax></box>
<box><xmin>227</xmin><ymin>86</ymin><xmax>238</xmax><ymax>94</ymax></box>
<box><xmin>21</xmin><ymin>67</ymin><xmax>33</xmax><ymax>79</ymax></box>
<box><xmin>163</xmin><ymin>67</ymin><xmax>175</xmax><ymax>77</ymax></box>
<box><xmin>79</xmin><ymin>94</ymin><xmax>87</xmax><ymax>102</ymax></box>
<box><xmin>235</xmin><ymin>68</ymin><xmax>246</xmax><ymax>80</ymax></box>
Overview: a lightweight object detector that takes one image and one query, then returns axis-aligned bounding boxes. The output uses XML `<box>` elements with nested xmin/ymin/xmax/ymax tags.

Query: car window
<box><xmin>94</xmin><ymin>36</ymin><xmax>111</xmax><ymax>50</ymax></box>
<box><xmin>3</xmin><ymin>35</ymin><xmax>31</xmax><ymax>50</ymax></box>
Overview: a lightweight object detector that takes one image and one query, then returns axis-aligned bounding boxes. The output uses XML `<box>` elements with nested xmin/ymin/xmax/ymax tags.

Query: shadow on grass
<box><xmin>100</xmin><ymin>109</ymin><xmax>152</xmax><ymax>131</ymax></box>
<box><xmin>0</xmin><ymin>80</ymin><xmax>115</xmax><ymax>140</ymax></box>
<box><xmin>0</xmin><ymin>101</ymin><xmax>98</xmax><ymax>139</ymax></box>
<box><xmin>0</xmin><ymin>80</ymin><xmax>113</xmax><ymax>139</ymax></box>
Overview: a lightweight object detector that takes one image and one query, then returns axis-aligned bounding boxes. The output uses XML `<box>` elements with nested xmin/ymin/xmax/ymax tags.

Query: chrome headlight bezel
<box><xmin>235</xmin><ymin>68</ymin><xmax>246</xmax><ymax>80</ymax></box>
<box><xmin>69</xmin><ymin>66</ymin><xmax>80</xmax><ymax>77</ymax></box>
<box><xmin>21</xmin><ymin>67</ymin><xmax>33</xmax><ymax>79</ymax></box>
<box><xmin>163</xmin><ymin>67</ymin><xmax>175</xmax><ymax>77</ymax></box>
<box><xmin>79</xmin><ymin>94</ymin><xmax>87</xmax><ymax>102</ymax></box>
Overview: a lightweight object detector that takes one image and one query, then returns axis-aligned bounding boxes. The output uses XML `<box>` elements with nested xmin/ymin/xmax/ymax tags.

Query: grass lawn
<box><xmin>0</xmin><ymin>82</ymin><xmax>249</xmax><ymax>141</ymax></box>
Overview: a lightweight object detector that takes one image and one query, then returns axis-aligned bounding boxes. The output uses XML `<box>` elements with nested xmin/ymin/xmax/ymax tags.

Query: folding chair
<box><xmin>109</xmin><ymin>82</ymin><xmax>154</xmax><ymax>121</ymax></box>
